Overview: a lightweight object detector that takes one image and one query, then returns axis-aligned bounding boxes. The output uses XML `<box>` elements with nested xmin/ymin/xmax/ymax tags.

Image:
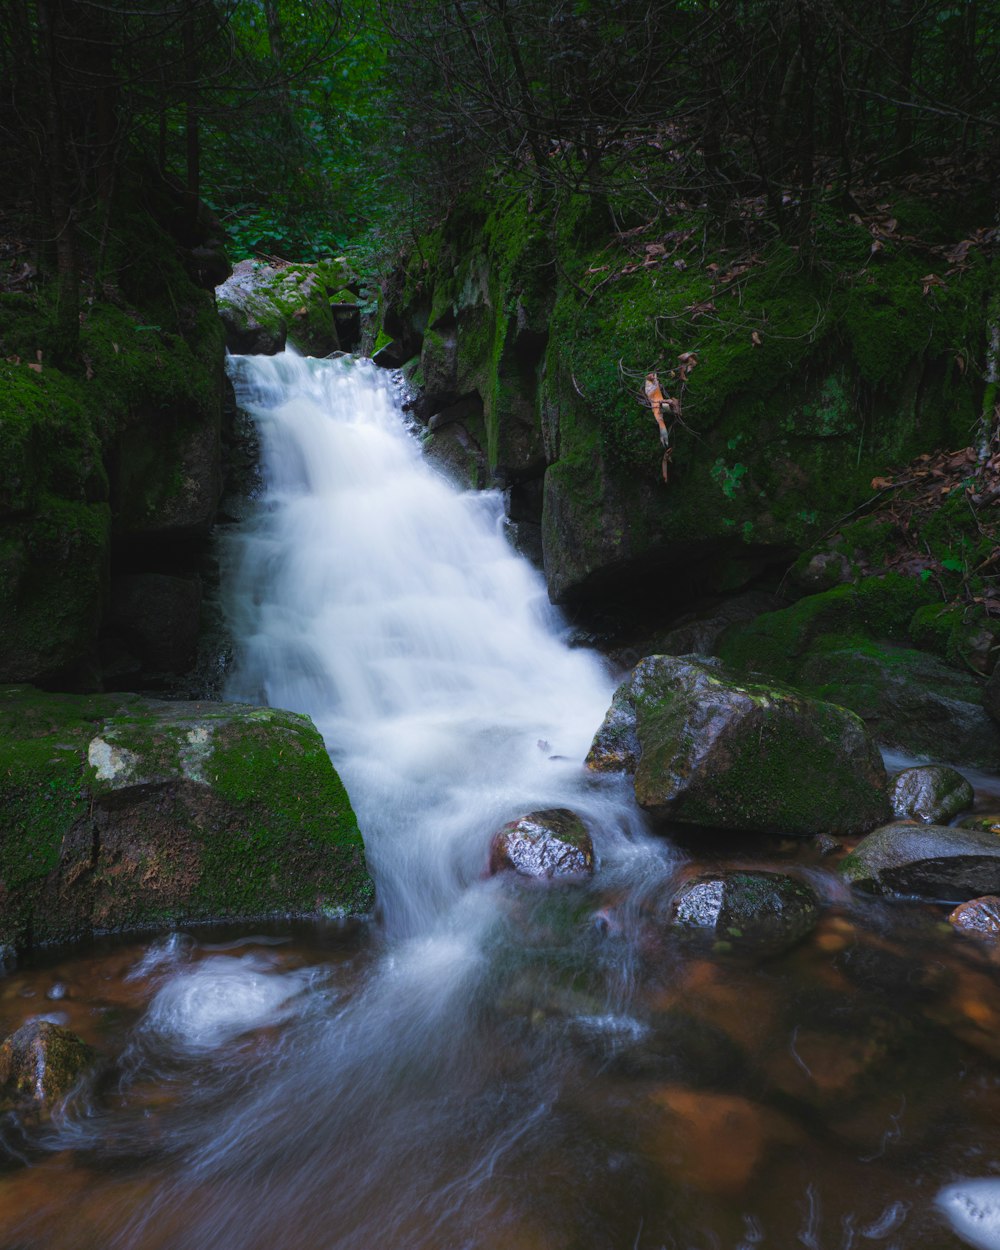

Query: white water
<box><xmin>223</xmin><ymin>351</ymin><xmax>655</xmax><ymax>935</ymax></box>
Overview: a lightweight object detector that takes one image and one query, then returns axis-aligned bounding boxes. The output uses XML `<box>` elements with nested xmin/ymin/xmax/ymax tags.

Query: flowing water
<box><xmin>2</xmin><ymin>353</ymin><xmax>1000</xmax><ymax>1249</ymax></box>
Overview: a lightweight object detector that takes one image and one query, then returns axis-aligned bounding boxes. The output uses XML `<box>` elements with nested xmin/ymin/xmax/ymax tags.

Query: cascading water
<box><xmin>221</xmin><ymin>351</ymin><xmax>661</xmax><ymax>935</ymax></box>
<box><xmin>4</xmin><ymin>351</ymin><xmax>1000</xmax><ymax>1250</ymax></box>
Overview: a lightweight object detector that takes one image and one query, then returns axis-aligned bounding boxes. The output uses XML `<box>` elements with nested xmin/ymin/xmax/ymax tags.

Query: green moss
<box><xmin>0</xmin><ymin>690</ymin><xmax>373</xmax><ymax>948</ymax></box>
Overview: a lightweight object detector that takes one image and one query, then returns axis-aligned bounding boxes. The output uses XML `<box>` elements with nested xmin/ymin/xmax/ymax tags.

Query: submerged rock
<box><xmin>0</xmin><ymin>1020</ymin><xmax>94</xmax><ymax>1104</ymax></box>
<box><xmin>488</xmin><ymin>808</ymin><xmax>594</xmax><ymax>882</ymax></box>
<box><xmin>841</xmin><ymin>822</ymin><xmax>1000</xmax><ymax>900</ymax></box>
<box><xmin>668</xmin><ymin>870</ymin><xmax>821</xmax><ymax>953</ymax></box>
<box><xmin>949</xmin><ymin>897</ymin><xmax>1000</xmax><ymax>942</ymax></box>
<box><xmin>0</xmin><ymin>685</ymin><xmax>373</xmax><ymax>950</ymax></box>
<box><xmin>890</xmin><ymin>765</ymin><xmax>974</xmax><ymax>824</ymax></box>
<box><xmin>586</xmin><ymin>655</ymin><xmax>889</xmax><ymax>837</ymax></box>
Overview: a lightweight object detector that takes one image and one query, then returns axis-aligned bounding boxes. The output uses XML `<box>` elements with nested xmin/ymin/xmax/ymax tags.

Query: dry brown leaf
<box><xmin>871</xmin><ymin>476</ymin><xmax>894</xmax><ymax>490</ymax></box>
<box><xmin>751</xmin><ymin>330</ymin><xmax>763</xmax><ymax>347</ymax></box>
<box><xmin>920</xmin><ymin>273</ymin><xmax>946</xmax><ymax>294</ymax></box>
<box><xmin>644</xmin><ymin>372</ymin><xmax>671</xmax><ymax>448</ymax></box>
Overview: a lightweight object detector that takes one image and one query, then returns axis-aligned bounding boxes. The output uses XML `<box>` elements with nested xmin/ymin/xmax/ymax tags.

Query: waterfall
<box><xmin>222</xmin><ymin>351</ymin><xmax>655</xmax><ymax>935</ymax></box>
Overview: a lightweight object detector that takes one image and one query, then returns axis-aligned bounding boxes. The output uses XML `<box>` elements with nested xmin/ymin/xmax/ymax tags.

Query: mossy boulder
<box><xmin>586</xmin><ymin>655</ymin><xmax>889</xmax><ymax>837</ymax></box>
<box><xmin>0</xmin><ymin>685</ymin><xmax>372</xmax><ymax>950</ymax></box>
<box><xmin>0</xmin><ymin>1019</ymin><xmax>94</xmax><ymax>1105</ymax></box>
<box><xmin>841</xmin><ymin>822</ymin><xmax>1000</xmax><ymax>900</ymax></box>
<box><xmin>889</xmin><ymin>765</ymin><xmax>974</xmax><ymax>824</ymax></box>
<box><xmin>668</xmin><ymin>870</ymin><xmax>821</xmax><ymax>953</ymax></box>
<box><xmin>217</xmin><ymin>258</ymin><xmax>360</xmax><ymax>357</ymax></box>
<box><xmin>718</xmin><ymin>582</ymin><xmax>1000</xmax><ymax>767</ymax></box>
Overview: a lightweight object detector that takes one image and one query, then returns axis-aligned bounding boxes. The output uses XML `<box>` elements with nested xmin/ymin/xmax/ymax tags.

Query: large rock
<box><xmin>0</xmin><ymin>685</ymin><xmax>372</xmax><ymax>951</ymax></box>
<box><xmin>586</xmin><ymin>655</ymin><xmax>890</xmax><ymax>837</ymax></box>
<box><xmin>841</xmin><ymin>822</ymin><xmax>1000</xmax><ymax>900</ymax></box>
<box><xmin>216</xmin><ymin>258</ymin><xmax>361</xmax><ymax>357</ymax></box>
<box><xmin>668</xmin><ymin>870</ymin><xmax>820</xmax><ymax>954</ymax></box>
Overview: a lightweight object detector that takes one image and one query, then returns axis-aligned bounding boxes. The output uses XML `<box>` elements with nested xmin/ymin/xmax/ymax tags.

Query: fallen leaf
<box><xmin>751</xmin><ymin>330</ymin><xmax>763</xmax><ymax>347</ymax></box>
<box><xmin>871</xmin><ymin>476</ymin><xmax>894</xmax><ymax>490</ymax></box>
<box><xmin>920</xmin><ymin>273</ymin><xmax>946</xmax><ymax>294</ymax></box>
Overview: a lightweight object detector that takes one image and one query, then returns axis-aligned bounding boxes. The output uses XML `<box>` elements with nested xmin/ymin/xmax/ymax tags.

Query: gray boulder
<box><xmin>842</xmin><ymin>822</ymin><xmax>1000</xmax><ymax>900</ymax></box>
<box><xmin>889</xmin><ymin>765</ymin><xmax>974</xmax><ymax>824</ymax></box>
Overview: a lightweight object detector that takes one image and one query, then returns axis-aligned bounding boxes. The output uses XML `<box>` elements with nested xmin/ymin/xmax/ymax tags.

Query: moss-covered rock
<box><xmin>668</xmin><ymin>870</ymin><xmax>820</xmax><ymax>954</ymax></box>
<box><xmin>0</xmin><ymin>1019</ymin><xmax>94</xmax><ymax>1105</ymax></box>
<box><xmin>383</xmin><ymin>183</ymin><xmax>991</xmax><ymax>611</ymax></box>
<box><xmin>0</xmin><ymin>182</ymin><xmax>228</xmax><ymax>688</ymax></box>
<box><xmin>718</xmin><ymin>582</ymin><xmax>1000</xmax><ymax>767</ymax></box>
<box><xmin>488</xmin><ymin>808</ymin><xmax>595</xmax><ymax>882</ymax></box>
<box><xmin>0</xmin><ymin>685</ymin><xmax>372</xmax><ymax>950</ymax></box>
<box><xmin>217</xmin><ymin>257</ymin><xmax>360</xmax><ymax>357</ymax></box>
<box><xmin>586</xmin><ymin>654</ymin><xmax>889</xmax><ymax>837</ymax></box>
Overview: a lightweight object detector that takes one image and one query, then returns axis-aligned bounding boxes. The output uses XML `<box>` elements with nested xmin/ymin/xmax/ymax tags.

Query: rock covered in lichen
<box><xmin>488</xmin><ymin>808</ymin><xmax>594</xmax><ymax>882</ymax></box>
<box><xmin>0</xmin><ymin>685</ymin><xmax>372</xmax><ymax>950</ymax></box>
<box><xmin>0</xmin><ymin>1019</ymin><xmax>94</xmax><ymax>1104</ymax></box>
<box><xmin>841</xmin><ymin>822</ymin><xmax>1000</xmax><ymax>900</ymax></box>
<box><xmin>890</xmin><ymin>765</ymin><xmax>974</xmax><ymax>824</ymax></box>
<box><xmin>586</xmin><ymin>655</ymin><xmax>889</xmax><ymax>837</ymax></box>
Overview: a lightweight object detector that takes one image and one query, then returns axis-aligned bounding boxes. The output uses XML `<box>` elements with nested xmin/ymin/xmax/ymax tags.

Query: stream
<box><xmin>1</xmin><ymin>353</ymin><xmax>1000</xmax><ymax>1248</ymax></box>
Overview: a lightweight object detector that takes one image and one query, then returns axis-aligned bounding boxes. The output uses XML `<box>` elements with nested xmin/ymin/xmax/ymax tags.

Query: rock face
<box><xmin>0</xmin><ymin>1020</ymin><xmax>94</xmax><ymax>1103</ymax></box>
<box><xmin>842</xmin><ymin>822</ymin><xmax>1000</xmax><ymax>900</ymax></box>
<box><xmin>0</xmin><ymin>686</ymin><xmax>372</xmax><ymax>950</ymax></box>
<box><xmin>889</xmin><ymin>765</ymin><xmax>974</xmax><ymax>824</ymax></box>
<box><xmin>668</xmin><ymin>870</ymin><xmax>821</xmax><ymax>953</ymax></box>
<box><xmin>488</xmin><ymin>808</ymin><xmax>595</xmax><ymax>881</ymax></box>
<box><xmin>586</xmin><ymin>655</ymin><xmax>890</xmax><ymax>837</ymax></box>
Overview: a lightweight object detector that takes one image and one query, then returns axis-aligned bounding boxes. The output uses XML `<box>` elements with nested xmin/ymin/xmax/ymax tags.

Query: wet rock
<box><xmin>842</xmin><ymin>821</ymin><xmax>1000</xmax><ymax>900</ymax></box>
<box><xmin>488</xmin><ymin>808</ymin><xmax>595</xmax><ymax>882</ymax></box>
<box><xmin>0</xmin><ymin>1020</ymin><xmax>93</xmax><ymax>1103</ymax></box>
<box><xmin>949</xmin><ymin>896</ymin><xmax>1000</xmax><ymax>942</ymax></box>
<box><xmin>937</xmin><ymin>1178</ymin><xmax>1000</xmax><ymax>1250</ymax></box>
<box><xmin>890</xmin><ymin>764</ymin><xmax>974</xmax><ymax>824</ymax></box>
<box><xmin>667</xmin><ymin>870</ymin><xmax>821</xmax><ymax>953</ymax></box>
<box><xmin>586</xmin><ymin>655</ymin><xmax>889</xmax><ymax>837</ymax></box>
<box><xmin>0</xmin><ymin>686</ymin><xmax>373</xmax><ymax>950</ymax></box>
<box><xmin>422</xmin><ymin>422</ymin><xmax>490</xmax><ymax>491</ymax></box>
<box><xmin>985</xmin><ymin>663</ymin><xmax>1000</xmax><ymax>725</ymax></box>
